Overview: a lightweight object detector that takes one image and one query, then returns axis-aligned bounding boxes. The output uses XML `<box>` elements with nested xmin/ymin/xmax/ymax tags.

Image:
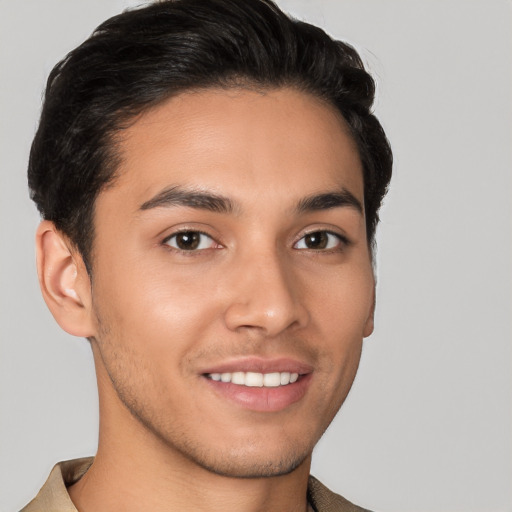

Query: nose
<box><xmin>223</xmin><ymin>249</ymin><xmax>309</xmax><ymax>337</ymax></box>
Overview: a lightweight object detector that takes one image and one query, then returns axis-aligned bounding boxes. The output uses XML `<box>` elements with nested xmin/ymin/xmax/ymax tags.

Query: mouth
<box><xmin>206</xmin><ymin>371</ymin><xmax>299</xmax><ymax>387</ymax></box>
<box><xmin>200</xmin><ymin>358</ymin><xmax>313</xmax><ymax>412</ymax></box>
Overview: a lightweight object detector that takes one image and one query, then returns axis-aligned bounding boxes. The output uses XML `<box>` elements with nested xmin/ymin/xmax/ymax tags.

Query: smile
<box><xmin>207</xmin><ymin>371</ymin><xmax>299</xmax><ymax>387</ymax></box>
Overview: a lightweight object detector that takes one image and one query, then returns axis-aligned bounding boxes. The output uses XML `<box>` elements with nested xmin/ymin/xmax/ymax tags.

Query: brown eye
<box><xmin>304</xmin><ymin>232</ymin><xmax>328</xmax><ymax>249</ymax></box>
<box><xmin>294</xmin><ymin>231</ymin><xmax>343</xmax><ymax>250</ymax></box>
<box><xmin>165</xmin><ymin>231</ymin><xmax>215</xmax><ymax>251</ymax></box>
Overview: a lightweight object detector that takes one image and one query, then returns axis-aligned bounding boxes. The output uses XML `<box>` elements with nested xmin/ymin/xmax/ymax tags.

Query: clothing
<box><xmin>21</xmin><ymin>458</ymin><xmax>372</xmax><ymax>512</ymax></box>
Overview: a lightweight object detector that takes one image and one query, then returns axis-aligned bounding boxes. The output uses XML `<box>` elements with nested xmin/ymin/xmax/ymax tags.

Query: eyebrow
<box><xmin>295</xmin><ymin>189</ymin><xmax>363</xmax><ymax>215</ymax></box>
<box><xmin>139</xmin><ymin>186</ymin><xmax>235</xmax><ymax>214</ymax></box>
<box><xmin>139</xmin><ymin>185</ymin><xmax>362</xmax><ymax>216</ymax></box>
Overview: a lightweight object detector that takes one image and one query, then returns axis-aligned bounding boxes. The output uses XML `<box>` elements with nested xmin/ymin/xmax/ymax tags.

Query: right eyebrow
<box><xmin>139</xmin><ymin>185</ymin><xmax>237</xmax><ymax>214</ymax></box>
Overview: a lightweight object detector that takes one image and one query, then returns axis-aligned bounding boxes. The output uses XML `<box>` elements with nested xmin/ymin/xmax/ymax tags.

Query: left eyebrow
<box><xmin>295</xmin><ymin>189</ymin><xmax>363</xmax><ymax>215</ymax></box>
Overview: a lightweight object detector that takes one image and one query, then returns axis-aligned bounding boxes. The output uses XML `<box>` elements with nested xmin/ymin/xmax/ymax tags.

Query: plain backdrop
<box><xmin>0</xmin><ymin>1</ymin><xmax>510</xmax><ymax>511</ymax></box>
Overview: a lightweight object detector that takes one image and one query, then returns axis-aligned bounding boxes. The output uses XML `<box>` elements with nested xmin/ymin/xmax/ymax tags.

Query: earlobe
<box><xmin>363</xmin><ymin>286</ymin><xmax>376</xmax><ymax>338</ymax></box>
<box><xmin>36</xmin><ymin>220</ymin><xmax>94</xmax><ymax>338</ymax></box>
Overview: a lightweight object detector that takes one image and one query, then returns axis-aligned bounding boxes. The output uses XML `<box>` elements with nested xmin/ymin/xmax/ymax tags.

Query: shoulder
<box><xmin>308</xmin><ymin>475</ymin><xmax>375</xmax><ymax>512</ymax></box>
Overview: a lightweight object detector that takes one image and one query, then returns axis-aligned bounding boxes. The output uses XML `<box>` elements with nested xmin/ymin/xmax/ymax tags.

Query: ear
<box><xmin>363</xmin><ymin>282</ymin><xmax>376</xmax><ymax>338</ymax></box>
<box><xmin>36</xmin><ymin>220</ymin><xmax>94</xmax><ymax>337</ymax></box>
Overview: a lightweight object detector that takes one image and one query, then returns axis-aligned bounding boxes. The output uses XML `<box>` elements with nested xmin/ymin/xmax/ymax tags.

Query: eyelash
<box><xmin>161</xmin><ymin>229</ymin><xmax>350</xmax><ymax>254</ymax></box>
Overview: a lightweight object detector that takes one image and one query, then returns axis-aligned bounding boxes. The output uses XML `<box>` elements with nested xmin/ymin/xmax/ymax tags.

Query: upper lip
<box><xmin>200</xmin><ymin>357</ymin><xmax>313</xmax><ymax>375</ymax></box>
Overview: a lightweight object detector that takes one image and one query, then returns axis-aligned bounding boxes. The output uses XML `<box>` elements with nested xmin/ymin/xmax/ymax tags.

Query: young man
<box><xmin>22</xmin><ymin>0</ymin><xmax>392</xmax><ymax>511</ymax></box>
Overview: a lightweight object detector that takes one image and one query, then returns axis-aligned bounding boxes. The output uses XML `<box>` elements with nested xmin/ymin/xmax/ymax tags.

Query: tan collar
<box><xmin>21</xmin><ymin>458</ymin><xmax>370</xmax><ymax>512</ymax></box>
<box><xmin>21</xmin><ymin>458</ymin><xmax>93</xmax><ymax>512</ymax></box>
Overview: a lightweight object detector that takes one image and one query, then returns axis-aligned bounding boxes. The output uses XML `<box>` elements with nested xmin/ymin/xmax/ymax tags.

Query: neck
<box><xmin>69</xmin><ymin>358</ymin><xmax>312</xmax><ymax>512</ymax></box>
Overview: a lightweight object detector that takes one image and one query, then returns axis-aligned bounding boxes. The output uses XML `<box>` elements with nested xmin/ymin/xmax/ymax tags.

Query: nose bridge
<box><xmin>223</xmin><ymin>245</ymin><xmax>308</xmax><ymax>336</ymax></box>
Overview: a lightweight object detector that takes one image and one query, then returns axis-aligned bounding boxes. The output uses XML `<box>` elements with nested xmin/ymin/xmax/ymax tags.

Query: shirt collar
<box><xmin>22</xmin><ymin>458</ymin><xmax>355</xmax><ymax>512</ymax></box>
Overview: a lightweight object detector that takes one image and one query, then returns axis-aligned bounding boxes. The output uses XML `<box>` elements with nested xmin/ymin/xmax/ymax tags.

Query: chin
<box><xmin>182</xmin><ymin>446</ymin><xmax>311</xmax><ymax>479</ymax></box>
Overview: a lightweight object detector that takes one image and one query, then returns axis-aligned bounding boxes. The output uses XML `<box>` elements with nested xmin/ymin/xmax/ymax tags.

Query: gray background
<box><xmin>1</xmin><ymin>1</ymin><xmax>510</xmax><ymax>511</ymax></box>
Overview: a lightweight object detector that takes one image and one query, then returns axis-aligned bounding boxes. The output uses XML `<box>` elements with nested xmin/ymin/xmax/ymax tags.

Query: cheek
<box><xmin>306</xmin><ymin>263</ymin><xmax>373</xmax><ymax>392</ymax></box>
<box><xmin>309</xmin><ymin>263</ymin><xmax>374</xmax><ymax>339</ymax></box>
<box><xmin>92</xmin><ymin>255</ymin><xmax>223</xmax><ymax>361</ymax></box>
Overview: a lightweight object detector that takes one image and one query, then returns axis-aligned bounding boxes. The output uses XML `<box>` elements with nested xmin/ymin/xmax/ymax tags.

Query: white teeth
<box><xmin>245</xmin><ymin>372</ymin><xmax>263</xmax><ymax>387</ymax></box>
<box><xmin>280</xmin><ymin>372</ymin><xmax>290</xmax><ymax>385</ymax></box>
<box><xmin>263</xmin><ymin>372</ymin><xmax>281</xmax><ymax>387</ymax></box>
<box><xmin>207</xmin><ymin>371</ymin><xmax>301</xmax><ymax>387</ymax></box>
<box><xmin>231</xmin><ymin>372</ymin><xmax>245</xmax><ymax>385</ymax></box>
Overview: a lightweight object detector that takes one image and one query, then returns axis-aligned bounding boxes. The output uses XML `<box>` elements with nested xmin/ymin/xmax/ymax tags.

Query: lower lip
<box><xmin>203</xmin><ymin>374</ymin><xmax>312</xmax><ymax>412</ymax></box>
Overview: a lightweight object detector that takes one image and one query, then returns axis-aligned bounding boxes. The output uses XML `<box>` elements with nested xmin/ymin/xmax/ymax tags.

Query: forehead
<box><xmin>105</xmin><ymin>87</ymin><xmax>364</xmax><ymax>213</ymax></box>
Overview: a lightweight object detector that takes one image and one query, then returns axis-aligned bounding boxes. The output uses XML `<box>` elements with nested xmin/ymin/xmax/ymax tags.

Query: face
<box><xmin>88</xmin><ymin>87</ymin><xmax>374</xmax><ymax>477</ymax></box>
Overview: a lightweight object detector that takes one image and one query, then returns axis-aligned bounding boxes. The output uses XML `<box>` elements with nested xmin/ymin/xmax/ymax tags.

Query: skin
<box><xmin>37</xmin><ymin>87</ymin><xmax>375</xmax><ymax>512</ymax></box>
